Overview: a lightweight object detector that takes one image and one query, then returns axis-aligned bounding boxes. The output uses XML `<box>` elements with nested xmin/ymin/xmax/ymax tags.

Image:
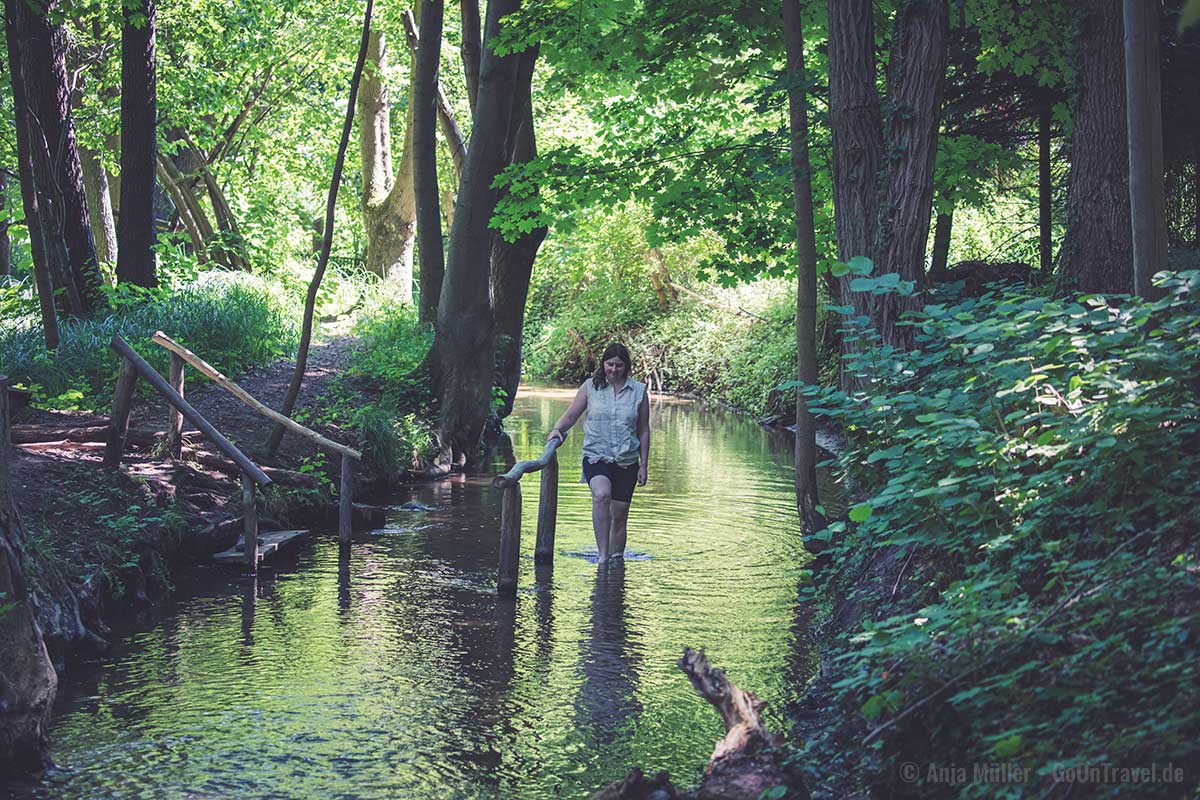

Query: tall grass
<box><xmin>0</xmin><ymin>273</ymin><xmax>300</xmax><ymax>410</ymax></box>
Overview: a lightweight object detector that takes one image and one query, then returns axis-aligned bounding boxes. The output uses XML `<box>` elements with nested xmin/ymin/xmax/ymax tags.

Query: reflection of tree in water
<box><xmin>575</xmin><ymin>562</ymin><xmax>642</xmax><ymax>743</ymax></box>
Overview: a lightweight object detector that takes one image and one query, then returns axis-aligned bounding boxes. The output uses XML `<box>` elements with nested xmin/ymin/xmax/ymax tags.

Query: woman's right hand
<box><xmin>546</xmin><ymin>428</ymin><xmax>564</xmax><ymax>444</ymax></box>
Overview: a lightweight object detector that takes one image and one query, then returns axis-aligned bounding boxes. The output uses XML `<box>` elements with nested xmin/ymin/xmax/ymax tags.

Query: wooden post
<box><xmin>166</xmin><ymin>352</ymin><xmax>184</xmax><ymax>459</ymax></box>
<box><xmin>339</xmin><ymin>452</ymin><xmax>353</xmax><ymax>544</ymax></box>
<box><xmin>498</xmin><ymin>482</ymin><xmax>521</xmax><ymax>595</ymax></box>
<box><xmin>103</xmin><ymin>357</ymin><xmax>139</xmax><ymax>468</ymax></box>
<box><xmin>242</xmin><ymin>470</ymin><xmax>258</xmax><ymax>575</ymax></box>
<box><xmin>534</xmin><ymin>451</ymin><xmax>558</xmax><ymax>564</ymax></box>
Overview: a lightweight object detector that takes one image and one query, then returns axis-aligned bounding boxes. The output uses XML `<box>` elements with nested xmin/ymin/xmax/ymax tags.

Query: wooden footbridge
<box><xmin>103</xmin><ymin>332</ymin><xmax>362</xmax><ymax>573</ymax></box>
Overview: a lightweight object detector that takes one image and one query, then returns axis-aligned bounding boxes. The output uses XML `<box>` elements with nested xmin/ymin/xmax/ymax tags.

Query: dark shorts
<box><xmin>582</xmin><ymin>458</ymin><xmax>639</xmax><ymax>503</ymax></box>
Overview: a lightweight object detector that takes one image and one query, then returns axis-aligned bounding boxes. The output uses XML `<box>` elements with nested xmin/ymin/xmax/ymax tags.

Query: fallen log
<box><xmin>591</xmin><ymin>648</ymin><xmax>803</xmax><ymax>800</ymax></box>
<box><xmin>10</xmin><ymin>424</ymin><xmax>201</xmax><ymax>447</ymax></box>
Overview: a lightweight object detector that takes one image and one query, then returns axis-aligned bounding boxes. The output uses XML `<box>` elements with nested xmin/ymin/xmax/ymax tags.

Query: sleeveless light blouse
<box><xmin>581</xmin><ymin>378</ymin><xmax>646</xmax><ymax>466</ymax></box>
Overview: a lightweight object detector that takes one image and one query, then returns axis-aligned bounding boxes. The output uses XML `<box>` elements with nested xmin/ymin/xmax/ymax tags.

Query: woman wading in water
<box><xmin>547</xmin><ymin>343</ymin><xmax>650</xmax><ymax>564</ymax></box>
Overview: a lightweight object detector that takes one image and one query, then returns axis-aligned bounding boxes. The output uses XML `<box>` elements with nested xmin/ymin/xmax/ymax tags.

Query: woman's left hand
<box><xmin>637</xmin><ymin>463</ymin><xmax>648</xmax><ymax>486</ymax></box>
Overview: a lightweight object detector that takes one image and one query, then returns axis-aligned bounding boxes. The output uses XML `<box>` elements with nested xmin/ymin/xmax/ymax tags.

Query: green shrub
<box><xmin>795</xmin><ymin>271</ymin><xmax>1200</xmax><ymax>795</ymax></box>
<box><xmin>0</xmin><ymin>272</ymin><xmax>300</xmax><ymax>410</ymax></box>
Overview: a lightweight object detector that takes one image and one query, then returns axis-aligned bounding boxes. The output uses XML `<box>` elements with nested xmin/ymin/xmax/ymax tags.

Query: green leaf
<box><xmin>993</xmin><ymin>733</ymin><xmax>1023</xmax><ymax>758</ymax></box>
<box><xmin>849</xmin><ymin>504</ymin><xmax>874</xmax><ymax>523</ymax></box>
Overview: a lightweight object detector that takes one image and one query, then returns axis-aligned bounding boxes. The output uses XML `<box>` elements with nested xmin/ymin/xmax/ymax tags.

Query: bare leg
<box><xmin>589</xmin><ymin>476</ymin><xmax>613</xmax><ymax>563</ymax></box>
<box><xmin>608</xmin><ymin>499</ymin><xmax>631</xmax><ymax>559</ymax></box>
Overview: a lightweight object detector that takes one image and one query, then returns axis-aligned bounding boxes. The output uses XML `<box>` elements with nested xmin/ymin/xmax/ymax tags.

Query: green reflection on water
<box><xmin>30</xmin><ymin>386</ymin><xmax>819</xmax><ymax>800</ymax></box>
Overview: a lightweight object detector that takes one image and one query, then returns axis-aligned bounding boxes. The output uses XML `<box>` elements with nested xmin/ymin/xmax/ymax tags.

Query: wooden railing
<box><xmin>104</xmin><ymin>333</ymin><xmax>362</xmax><ymax>573</ymax></box>
<box><xmin>492</xmin><ymin>437</ymin><xmax>561</xmax><ymax>595</ymax></box>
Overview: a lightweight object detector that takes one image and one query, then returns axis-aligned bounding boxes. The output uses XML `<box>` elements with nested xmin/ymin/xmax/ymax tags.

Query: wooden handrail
<box><xmin>493</xmin><ymin>438</ymin><xmax>562</xmax><ymax>488</ymax></box>
<box><xmin>152</xmin><ymin>331</ymin><xmax>362</xmax><ymax>461</ymax></box>
<box><xmin>109</xmin><ymin>336</ymin><xmax>272</xmax><ymax>486</ymax></box>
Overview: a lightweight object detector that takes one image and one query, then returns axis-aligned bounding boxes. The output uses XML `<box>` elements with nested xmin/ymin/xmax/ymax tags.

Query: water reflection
<box><xmin>576</xmin><ymin>562</ymin><xmax>642</xmax><ymax>744</ymax></box>
<box><xmin>21</xmin><ymin>384</ymin><xmax>818</xmax><ymax>800</ymax></box>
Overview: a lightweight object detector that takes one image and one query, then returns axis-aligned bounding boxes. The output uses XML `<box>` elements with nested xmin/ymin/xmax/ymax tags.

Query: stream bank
<box><xmin>0</xmin><ymin>334</ymin><xmax>415</xmax><ymax>777</ymax></box>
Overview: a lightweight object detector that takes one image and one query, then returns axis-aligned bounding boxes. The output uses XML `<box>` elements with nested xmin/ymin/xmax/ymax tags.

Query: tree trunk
<box><xmin>491</xmin><ymin>46</ymin><xmax>546</xmax><ymax>420</ymax></box>
<box><xmin>357</xmin><ymin>29</ymin><xmax>416</xmax><ymax>294</ymax></box>
<box><xmin>784</xmin><ymin>0</ymin><xmax>821</xmax><ymax>536</ymax></box>
<box><xmin>872</xmin><ymin>0</ymin><xmax>948</xmax><ymax>347</ymax></box>
<box><xmin>22</xmin><ymin>0</ymin><xmax>106</xmax><ymax>315</ymax></box>
<box><xmin>155</xmin><ymin>155</ymin><xmax>208</xmax><ymax>261</ymax></box>
<box><xmin>460</xmin><ymin>0</ymin><xmax>481</xmax><ymax>115</ymax></box>
<box><xmin>0</xmin><ymin>378</ymin><xmax>59</xmax><ymax>775</ymax></box>
<box><xmin>1060</xmin><ymin>0</ymin><xmax>1132</xmax><ymax>295</ymax></box>
<box><xmin>80</xmin><ymin>145</ymin><xmax>118</xmax><ymax>266</ymax></box>
<box><xmin>115</xmin><ymin>0</ymin><xmax>158</xmax><ymax>288</ymax></box>
<box><xmin>930</xmin><ymin>207</ymin><xmax>953</xmax><ymax>280</ymax></box>
<box><xmin>826</xmin><ymin>0</ymin><xmax>883</xmax><ymax>314</ymax></box>
<box><xmin>0</xmin><ymin>171</ymin><xmax>10</xmax><ymax>277</ymax></box>
<box><xmin>8</xmin><ymin>0</ymin><xmax>80</xmax><ymax>318</ymax></box>
<box><xmin>1122</xmin><ymin>0</ymin><xmax>1167</xmax><ymax>299</ymax></box>
<box><xmin>4</xmin><ymin>2</ymin><xmax>58</xmax><ymax>348</ymax></box>
<box><xmin>434</xmin><ymin>0</ymin><xmax>522</xmax><ymax>467</ymax></box>
<box><xmin>413</xmin><ymin>0</ymin><xmax>445</xmax><ymax>326</ymax></box>
<box><xmin>1037</xmin><ymin>93</ymin><xmax>1053</xmax><ymax>275</ymax></box>
<box><xmin>262</xmin><ymin>0</ymin><xmax>374</xmax><ymax>458</ymax></box>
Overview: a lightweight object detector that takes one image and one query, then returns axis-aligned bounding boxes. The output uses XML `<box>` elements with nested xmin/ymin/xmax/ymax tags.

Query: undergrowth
<box><xmin>791</xmin><ymin>269</ymin><xmax>1200</xmax><ymax>797</ymax></box>
<box><xmin>313</xmin><ymin>297</ymin><xmax>436</xmax><ymax>476</ymax></box>
<box><xmin>0</xmin><ymin>272</ymin><xmax>299</xmax><ymax>410</ymax></box>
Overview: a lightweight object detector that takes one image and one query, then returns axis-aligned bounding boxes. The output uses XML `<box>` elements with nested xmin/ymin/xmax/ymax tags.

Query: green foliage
<box><xmin>317</xmin><ymin>297</ymin><xmax>436</xmax><ymax>474</ymax></box>
<box><xmin>0</xmin><ymin>273</ymin><xmax>299</xmax><ymax>410</ymax></box>
<box><xmin>795</xmin><ymin>273</ymin><xmax>1200</xmax><ymax>793</ymax></box>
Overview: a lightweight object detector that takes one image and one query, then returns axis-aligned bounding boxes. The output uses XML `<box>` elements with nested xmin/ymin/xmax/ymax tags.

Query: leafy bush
<box><xmin>796</xmin><ymin>272</ymin><xmax>1200</xmax><ymax>795</ymax></box>
<box><xmin>0</xmin><ymin>272</ymin><xmax>299</xmax><ymax>410</ymax></box>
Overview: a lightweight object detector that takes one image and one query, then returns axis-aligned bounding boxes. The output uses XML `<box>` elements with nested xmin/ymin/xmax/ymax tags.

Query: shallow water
<box><xmin>16</xmin><ymin>386</ymin><xmax>826</xmax><ymax>799</ymax></box>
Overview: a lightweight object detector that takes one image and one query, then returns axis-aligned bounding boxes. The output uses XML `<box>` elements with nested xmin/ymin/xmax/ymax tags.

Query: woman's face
<box><xmin>603</xmin><ymin>356</ymin><xmax>628</xmax><ymax>382</ymax></box>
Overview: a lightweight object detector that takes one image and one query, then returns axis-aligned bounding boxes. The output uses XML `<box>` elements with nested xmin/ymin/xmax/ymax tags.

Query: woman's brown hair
<box><xmin>592</xmin><ymin>342</ymin><xmax>632</xmax><ymax>389</ymax></box>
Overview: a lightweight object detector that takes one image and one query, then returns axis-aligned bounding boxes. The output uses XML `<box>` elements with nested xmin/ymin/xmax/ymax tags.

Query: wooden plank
<box><xmin>493</xmin><ymin>438</ymin><xmax>561</xmax><ymax>489</ymax></box>
<box><xmin>110</xmin><ymin>335</ymin><xmax>271</xmax><ymax>486</ymax></box>
<box><xmin>498</xmin><ymin>483</ymin><xmax>521</xmax><ymax>595</ymax></box>
<box><xmin>243</xmin><ymin>470</ymin><xmax>257</xmax><ymax>574</ymax></box>
<box><xmin>534</xmin><ymin>451</ymin><xmax>558</xmax><ymax>564</ymax></box>
<box><xmin>166</xmin><ymin>352</ymin><xmax>184</xmax><ymax>459</ymax></box>
<box><xmin>213</xmin><ymin>529</ymin><xmax>308</xmax><ymax>564</ymax></box>
<box><xmin>339</xmin><ymin>453</ymin><xmax>354</xmax><ymax>544</ymax></box>
<box><xmin>151</xmin><ymin>331</ymin><xmax>361</xmax><ymax>460</ymax></box>
<box><xmin>103</xmin><ymin>357</ymin><xmax>139</xmax><ymax>468</ymax></box>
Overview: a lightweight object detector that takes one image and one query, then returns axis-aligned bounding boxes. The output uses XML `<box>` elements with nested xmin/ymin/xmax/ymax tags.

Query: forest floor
<box><xmin>7</xmin><ymin>332</ymin><xmax>382</xmax><ymax>660</ymax></box>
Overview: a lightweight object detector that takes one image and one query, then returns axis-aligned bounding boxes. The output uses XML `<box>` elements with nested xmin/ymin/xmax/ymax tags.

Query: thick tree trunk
<box><xmin>8</xmin><ymin>0</ymin><xmax>80</xmax><ymax>318</ymax></box>
<box><xmin>826</xmin><ymin>0</ymin><xmax>883</xmax><ymax>312</ymax></box>
<box><xmin>413</xmin><ymin>0</ymin><xmax>445</xmax><ymax>326</ymax></box>
<box><xmin>1122</xmin><ymin>0</ymin><xmax>1167</xmax><ymax>299</ymax></box>
<box><xmin>0</xmin><ymin>379</ymin><xmax>59</xmax><ymax>775</ymax></box>
<box><xmin>491</xmin><ymin>46</ymin><xmax>546</xmax><ymax>420</ymax></box>
<box><xmin>784</xmin><ymin>0</ymin><xmax>821</xmax><ymax>536</ymax></box>
<box><xmin>930</xmin><ymin>207</ymin><xmax>953</xmax><ymax>280</ymax></box>
<box><xmin>872</xmin><ymin>0</ymin><xmax>948</xmax><ymax>347</ymax></box>
<box><xmin>357</xmin><ymin>30</ymin><xmax>416</xmax><ymax>293</ymax></box>
<box><xmin>4</xmin><ymin>3</ymin><xmax>58</xmax><ymax>348</ymax></box>
<box><xmin>116</xmin><ymin>0</ymin><xmax>158</xmax><ymax>288</ymax></box>
<box><xmin>434</xmin><ymin>0</ymin><xmax>522</xmax><ymax>467</ymax></box>
<box><xmin>22</xmin><ymin>0</ymin><xmax>106</xmax><ymax>315</ymax></box>
<box><xmin>1038</xmin><ymin>93</ymin><xmax>1053</xmax><ymax>275</ymax></box>
<box><xmin>460</xmin><ymin>0</ymin><xmax>481</xmax><ymax>115</ymax></box>
<box><xmin>1060</xmin><ymin>1</ymin><xmax>1132</xmax><ymax>295</ymax></box>
<box><xmin>80</xmin><ymin>145</ymin><xmax>118</xmax><ymax>266</ymax></box>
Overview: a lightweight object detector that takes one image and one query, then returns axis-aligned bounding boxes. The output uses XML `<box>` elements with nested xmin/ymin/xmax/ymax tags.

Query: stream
<box><xmin>13</xmin><ymin>385</ymin><xmax>826</xmax><ymax>799</ymax></box>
